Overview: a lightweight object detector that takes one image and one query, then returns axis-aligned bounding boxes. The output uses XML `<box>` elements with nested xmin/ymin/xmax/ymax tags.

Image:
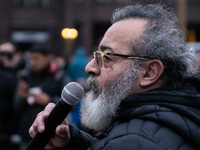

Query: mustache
<box><xmin>87</xmin><ymin>76</ymin><xmax>102</xmax><ymax>94</ymax></box>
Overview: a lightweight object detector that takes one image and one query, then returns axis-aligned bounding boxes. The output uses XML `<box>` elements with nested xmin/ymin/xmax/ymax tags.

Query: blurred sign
<box><xmin>11</xmin><ymin>31</ymin><xmax>49</xmax><ymax>43</ymax></box>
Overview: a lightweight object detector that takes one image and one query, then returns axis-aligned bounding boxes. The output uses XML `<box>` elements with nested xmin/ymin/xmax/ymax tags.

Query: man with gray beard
<box><xmin>81</xmin><ymin>64</ymin><xmax>137</xmax><ymax>131</ymax></box>
<box><xmin>29</xmin><ymin>3</ymin><xmax>200</xmax><ymax>150</ymax></box>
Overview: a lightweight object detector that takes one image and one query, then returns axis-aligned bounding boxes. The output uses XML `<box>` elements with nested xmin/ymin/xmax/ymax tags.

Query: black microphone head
<box><xmin>61</xmin><ymin>82</ymin><xmax>85</xmax><ymax>106</ymax></box>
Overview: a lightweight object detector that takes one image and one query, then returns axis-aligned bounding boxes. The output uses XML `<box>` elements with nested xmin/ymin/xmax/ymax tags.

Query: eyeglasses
<box><xmin>93</xmin><ymin>50</ymin><xmax>150</xmax><ymax>68</ymax></box>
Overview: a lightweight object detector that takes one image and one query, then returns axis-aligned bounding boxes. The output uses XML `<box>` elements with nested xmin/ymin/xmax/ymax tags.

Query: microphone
<box><xmin>26</xmin><ymin>82</ymin><xmax>85</xmax><ymax>150</ymax></box>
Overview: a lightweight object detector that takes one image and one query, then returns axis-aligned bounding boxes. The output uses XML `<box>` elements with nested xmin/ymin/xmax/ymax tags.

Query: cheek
<box><xmin>98</xmin><ymin>68</ymin><xmax>117</xmax><ymax>90</ymax></box>
<box><xmin>97</xmin><ymin>68</ymin><xmax>113</xmax><ymax>90</ymax></box>
<box><xmin>98</xmin><ymin>61</ymin><xmax>130</xmax><ymax>90</ymax></box>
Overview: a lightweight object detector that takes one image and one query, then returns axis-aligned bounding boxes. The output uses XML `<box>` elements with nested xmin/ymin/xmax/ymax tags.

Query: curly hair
<box><xmin>111</xmin><ymin>4</ymin><xmax>196</xmax><ymax>84</ymax></box>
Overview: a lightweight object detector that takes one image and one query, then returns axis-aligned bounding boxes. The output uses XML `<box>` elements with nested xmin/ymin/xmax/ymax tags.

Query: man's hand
<box><xmin>30</xmin><ymin>92</ymin><xmax>50</xmax><ymax>106</ymax></box>
<box><xmin>29</xmin><ymin>103</ymin><xmax>71</xmax><ymax>149</ymax></box>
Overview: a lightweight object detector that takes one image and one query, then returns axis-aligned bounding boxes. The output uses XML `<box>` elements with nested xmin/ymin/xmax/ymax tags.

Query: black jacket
<box><xmin>0</xmin><ymin>71</ymin><xmax>16</xmax><ymax>135</ymax></box>
<box><xmin>63</xmin><ymin>77</ymin><xmax>200</xmax><ymax>150</ymax></box>
<box><xmin>14</xmin><ymin>61</ymin><xmax>71</xmax><ymax>143</ymax></box>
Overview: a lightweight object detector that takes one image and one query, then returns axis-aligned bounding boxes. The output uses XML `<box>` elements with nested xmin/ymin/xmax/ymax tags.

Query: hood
<box><xmin>118</xmin><ymin>76</ymin><xmax>200</xmax><ymax>119</ymax></box>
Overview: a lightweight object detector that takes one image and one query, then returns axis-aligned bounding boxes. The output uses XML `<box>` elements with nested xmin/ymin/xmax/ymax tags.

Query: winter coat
<box><xmin>62</xmin><ymin>76</ymin><xmax>200</xmax><ymax>150</ymax></box>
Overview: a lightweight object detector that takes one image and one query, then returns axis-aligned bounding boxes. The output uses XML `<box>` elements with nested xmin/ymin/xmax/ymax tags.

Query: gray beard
<box><xmin>81</xmin><ymin>65</ymin><xmax>139</xmax><ymax>131</ymax></box>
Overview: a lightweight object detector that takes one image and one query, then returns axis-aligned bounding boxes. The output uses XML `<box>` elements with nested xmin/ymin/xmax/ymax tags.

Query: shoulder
<box><xmin>96</xmin><ymin>111</ymin><xmax>196</xmax><ymax>150</ymax></box>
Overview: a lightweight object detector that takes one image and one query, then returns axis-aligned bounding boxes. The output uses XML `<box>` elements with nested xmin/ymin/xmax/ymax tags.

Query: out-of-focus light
<box><xmin>61</xmin><ymin>28</ymin><xmax>78</xmax><ymax>39</ymax></box>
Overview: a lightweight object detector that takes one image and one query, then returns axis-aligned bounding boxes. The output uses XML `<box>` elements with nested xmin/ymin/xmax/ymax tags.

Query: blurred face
<box><xmin>82</xmin><ymin>18</ymin><xmax>147</xmax><ymax>131</ymax></box>
<box><xmin>29</xmin><ymin>52</ymin><xmax>50</xmax><ymax>72</ymax></box>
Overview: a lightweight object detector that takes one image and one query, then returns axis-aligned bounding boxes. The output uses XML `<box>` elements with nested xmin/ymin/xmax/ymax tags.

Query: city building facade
<box><xmin>0</xmin><ymin>0</ymin><xmax>199</xmax><ymax>56</ymax></box>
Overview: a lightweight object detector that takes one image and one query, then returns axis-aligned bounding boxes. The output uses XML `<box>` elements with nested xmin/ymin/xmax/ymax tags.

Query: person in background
<box><xmin>29</xmin><ymin>3</ymin><xmax>200</xmax><ymax>150</ymax></box>
<box><xmin>0</xmin><ymin>42</ymin><xmax>24</xmax><ymax>150</ymax></box>
<box><xmin>0</xmin><ymin>71</ymin><xmax>16</xmax><ymax>150</ymax></box>
<box><xmin>14</xmin><ymin>44</ymin><xmax>71</xmax><ymax>150</ymax></box>
<box><xmin>0</xmin><ymin>42</ymin><xmax>24</xmax><ymax>77</ymax></box>
<box><xmin>67</xmin><ymin>46</ymin><xmax>89</xmax><ymax>82</ymax></box>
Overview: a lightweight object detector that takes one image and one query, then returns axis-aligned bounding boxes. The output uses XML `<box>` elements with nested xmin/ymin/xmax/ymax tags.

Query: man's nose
<box><xmin>85</xmin><ymin>58</ymin><xmax>100</xmax><ymax>76</ymax></box>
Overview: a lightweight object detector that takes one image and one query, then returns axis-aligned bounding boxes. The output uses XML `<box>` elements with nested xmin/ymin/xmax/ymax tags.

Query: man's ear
<box><xmin>139</xmin><ymin>59</ymin><xmax>164</xmax><ymax>87</ymax></box>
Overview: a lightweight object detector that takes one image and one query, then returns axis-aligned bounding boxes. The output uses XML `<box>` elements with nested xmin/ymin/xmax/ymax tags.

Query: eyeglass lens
<box><xmin>95</xmin><ymin>52</ymin><xmax>102</xmax><ymax>68</ymax></box>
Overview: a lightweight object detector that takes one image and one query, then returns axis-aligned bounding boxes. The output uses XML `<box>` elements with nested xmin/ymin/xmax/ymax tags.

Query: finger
<box><xmin>36</xmin><ymin>103</ymin><xmax>56</xmax><ymax>132</ymax></box>
<box><xmin>29</xmin><ymin>103</ymin><xmax>55</xmax><ymax>135</ymax></box>
<box><xmin>33</xmin><ymin>111</ymin><xmax>45</xmax><ymax>133</ymax></box>
<box><xmin>55</xmin><ymin>124</ymin><xmax>69</xmax><ymax>139</ymax></box>
<box><xmin>45</xmin><ymin>124</ymin><xmax>70</xmax><ymax>149</ymax></box>
<box><xmin>42</xmin><ymin>103</ymin><xmax>56</xmax><ymax>118</ymax></box>
<box><xmin>29</xmin><ymin>126</ymin><xmax>38</xmax><ymax>138</ymax></box>
<box><xmin>29</xmin><ymin>111</ymin><xmax>44</xmax><ymax>137</ymax></box>
<box><xmin>44</xmin><ymin>140</ymin><xmax>56</xmax><ymax>150</ymax></box>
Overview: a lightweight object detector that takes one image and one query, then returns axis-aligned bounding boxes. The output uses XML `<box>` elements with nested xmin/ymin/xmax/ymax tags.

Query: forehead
<box><xmin>99</xmin><ymin>18</ymin><xmax>147</xmax><ymax>54</ymax></box>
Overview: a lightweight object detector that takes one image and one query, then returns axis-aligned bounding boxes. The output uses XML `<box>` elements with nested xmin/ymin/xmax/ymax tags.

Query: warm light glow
<box><xmin>61</xmin><ymin>28</ymin><xmax>78</xmax><ymax>39</ymax></box>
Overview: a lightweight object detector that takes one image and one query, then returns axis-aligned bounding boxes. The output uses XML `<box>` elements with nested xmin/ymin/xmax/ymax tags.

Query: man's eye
<box><xmin>103</xmin><ymin>56</ymin><xmax>111</xmax><ymax>62</ymax></box>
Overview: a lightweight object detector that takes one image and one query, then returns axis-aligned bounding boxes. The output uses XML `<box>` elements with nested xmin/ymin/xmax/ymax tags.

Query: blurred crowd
<box><xmin>0</xmin><ymin>41</ymin><xmax>90</xmax><ymax>150</ymax></box>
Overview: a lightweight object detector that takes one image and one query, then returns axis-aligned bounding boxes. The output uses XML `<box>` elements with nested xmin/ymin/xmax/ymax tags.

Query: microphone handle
<box><xmin>26</xmin><ymin>100</ymin><xmax>73</xmax><ymax>150</ymax></box>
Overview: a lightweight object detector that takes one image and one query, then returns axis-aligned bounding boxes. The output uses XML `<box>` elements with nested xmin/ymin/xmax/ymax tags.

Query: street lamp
<box><xmin>61</xmin><ymin>28</ymin><xmax>78</xmax><ymax>39</ymax></box>
<box><xmin>61</xmin><ymin>28</ymin><xmax>78</xmax><ymax>63</ymax></box>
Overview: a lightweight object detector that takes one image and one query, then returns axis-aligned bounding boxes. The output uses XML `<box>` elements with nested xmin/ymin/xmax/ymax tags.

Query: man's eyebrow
<box><xmin>99</xmin><ymin>45</ymin><xmax>113</xmax><ymax>52</ymax></box>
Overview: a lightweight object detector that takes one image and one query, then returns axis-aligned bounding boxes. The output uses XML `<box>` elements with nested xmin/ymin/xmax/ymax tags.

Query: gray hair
<box><xmin>111</xmin><ymin>4</ymin><xmax>196</xmax><ymax>85</ymax></box>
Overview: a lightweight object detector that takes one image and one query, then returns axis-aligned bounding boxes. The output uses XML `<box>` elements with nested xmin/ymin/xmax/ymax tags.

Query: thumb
<box><xmin>56</xmin><ymin>124</ymin><xmax>70</xmax><ymax>139</ymax></box>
